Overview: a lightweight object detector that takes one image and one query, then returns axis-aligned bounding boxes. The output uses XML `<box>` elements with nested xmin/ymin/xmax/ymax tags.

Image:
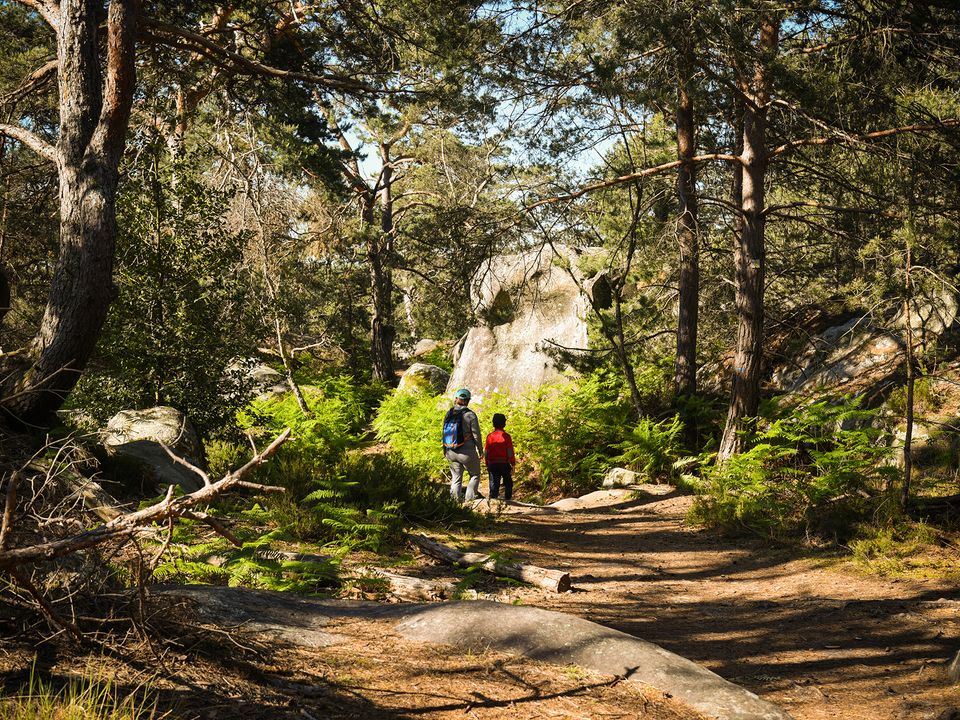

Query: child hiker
<box><xmin>484</xmin><ymin>412</ymin><xmax>515</xmax><ymax>501</ymax></box>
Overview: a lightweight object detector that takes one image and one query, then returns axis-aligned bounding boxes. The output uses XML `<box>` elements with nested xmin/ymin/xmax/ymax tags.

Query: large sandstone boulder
<box><xmin>771</xmin><ymin>317</ymin><xmax>904</xmax><ymax>393</ymax></box>
<box><xmin>447</xmin><ymin>246</ymin><xmax>598</xmax><ymax>397</ymax></box>
<box><xmin>772</xmin><ymin>289</ymin><xmax>958</xmax><ymax>396</ymax></box>
<box><xmin>398</xmin><ymin>363</ymin><xmax>450</xmax><ymax>395</ymax></box>
<box><xmin>102</xmin><ymin>407</ymin><xmax>205</xmax><ymax>492</ymax></box>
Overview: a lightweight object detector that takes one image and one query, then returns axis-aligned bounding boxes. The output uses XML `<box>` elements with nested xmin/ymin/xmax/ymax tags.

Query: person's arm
<box><xmin>506</xmin><ymin>432</ymin><xmax>516</xmax><ymax>466</ymax></box>
<box><xmin>467</xmin><ymin>410</ymin><xmax>483</xmax><ymax>456</ymax></box>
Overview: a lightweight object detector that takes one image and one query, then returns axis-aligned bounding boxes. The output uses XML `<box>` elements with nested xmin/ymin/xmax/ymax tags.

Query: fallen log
<box><xmin>407</xmin><ymin>533</ymin><xmax>571</xmax><ymax>593</ymax></box>
<box><xmin>356</xmin><ymin>567</ymin><xmax>455</xmax><ymax>601</ymax></box>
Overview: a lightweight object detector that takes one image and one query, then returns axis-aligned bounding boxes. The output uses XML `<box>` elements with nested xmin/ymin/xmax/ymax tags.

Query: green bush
<box><xmin>418</xmin><ymin>346</ymin><xmax>454</xmax><ymax>372</ymax></box>
<box><xmin>373</xmin><ymin>391</ymin><xmax>449</xmax><ymax>478</ymax></box>
<box><xmin>691</xmin><ymin>396</ymin><xmax>897</xmax><ymax>543</ymax></box>
<box><xmin>612</xmin><ymin>414</ymin><xmax>685</xmax><ymax>482</ymax></box>
<box><xmin>237</xmin><ymin>384</ymin><xmax>363</xmax><ymax>488</ymax></box>
<box><xmin>484</xmin><ymin>372</ymin><xmax>632</xmax><ymax>499</ymax></box>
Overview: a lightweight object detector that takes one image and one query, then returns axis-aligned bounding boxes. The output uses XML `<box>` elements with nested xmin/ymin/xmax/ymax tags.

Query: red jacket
<box><xmin>484</xmin><ymin>429</ymin><xmax>515</xmax><ymax>465</ymax></box>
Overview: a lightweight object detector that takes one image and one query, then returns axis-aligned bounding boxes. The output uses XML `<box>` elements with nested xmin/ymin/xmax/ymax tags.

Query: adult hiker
<box><xmin>442</xmin><ymin>388</ymin><xmax>484</xmax><ymax>502</ymax></box>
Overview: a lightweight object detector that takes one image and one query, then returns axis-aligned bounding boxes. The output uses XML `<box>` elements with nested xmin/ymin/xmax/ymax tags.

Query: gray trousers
<box><xmin>445</xmin><ymin>446</ymin><xmax>481</xmax><ymax>501</ymax></box>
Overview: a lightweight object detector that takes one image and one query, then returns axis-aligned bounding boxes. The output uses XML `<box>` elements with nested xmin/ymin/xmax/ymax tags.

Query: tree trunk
<box><xmin>674</xmin><ymin>72</ymin><xmax>699</xmax><ymax>397</ymax></box>
<box><xmin>718</xmin><ymin>17</ymin><xmax>779</xmax><ymax>461</ymax></box>
<box><xmin>901</xmin><ymin>234</ymin><xmax>915</xmax><ymax>510</ymax></box>
<box><xmin>0</xmin><ymin>0</ymin><xmax>137</xmax><ymax>428</ymax></box>
<box><xmin>369</xmin><ymin>144</ymin><xmax>396</xmax><ymax>385</ymax></box>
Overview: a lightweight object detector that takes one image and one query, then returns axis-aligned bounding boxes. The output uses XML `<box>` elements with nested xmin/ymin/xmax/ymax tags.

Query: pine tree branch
<box><xmin>141</xmin><ymin>19</ymin><xmax>384</xmax><ymax>95</ymax></box>
<box><xmin>11</xmin><ymin>0</ymin><xmax>59</xmax><ymax>27</ymax></box>
<box><xmin>524</xmin><ymin>153</ymin><xmax>741</xmax><ymax>211</ymax></box>
<box><xmin>0</xmin><ymin>123</ymin><xmax>56</xmax><ymax>163</ymax></box>
<box><xmin>770</xmin><ymin>119</ymin><xmax>960</xmax><ymax>157</ymax></box>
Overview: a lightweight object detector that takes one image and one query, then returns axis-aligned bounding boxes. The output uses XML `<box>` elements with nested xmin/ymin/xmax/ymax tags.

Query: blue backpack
<box><xmin>442</xmin><ymin>407</ymin><xmax>466</xmax><ymax>449</ymax></box>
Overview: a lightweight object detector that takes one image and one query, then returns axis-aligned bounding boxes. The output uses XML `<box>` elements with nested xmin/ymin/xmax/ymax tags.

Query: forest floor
<box><xmin>447</xmin><ymin>488</ymin><xmax>960</xmax><ymax>720</ymax></box>
<box><xmin>3</xmin><ymin>487</ymin><xmax>959</xmax><ymax>720</ymax></box>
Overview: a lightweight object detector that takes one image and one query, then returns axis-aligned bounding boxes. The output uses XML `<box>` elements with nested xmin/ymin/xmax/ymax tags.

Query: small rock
<box><xmin>602</xmin><ymin>467</ymin><xmax>640</xmax><ymax>487</ymax></box>
<box><xmin>397</xmin><ymin>363</ymin><xmax>450</xmax><ymax>395</ymax></box>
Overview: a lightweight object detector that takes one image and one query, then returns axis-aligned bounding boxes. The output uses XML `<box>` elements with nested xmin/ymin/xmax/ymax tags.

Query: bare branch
<box><xmin>770</xmin><ymin>119</ymin><xmax>960</xmax><ymax>158</ymax></box>
<box><xmin>0</xmin><ymin>472</ymin><xmax>22</xmax><ymax>551</ymax></box>
<box><xmin>8</xmin><ymin>567</ymin><xmax>84</xmax><ymax>642</ymax></box>
<box><xmin>0</xmin><ymin>430</ymin><xmax>290</xmax><ymax>570</ymax></box>
<box><xmin>0</xmin><ymin>123</ymin><xmax>56</xmax><ymax>164</ymax></box>
<box><xmin>0</xmin><ymin>58</ymin><xmax>57</xmax><ymax>106</ymax></box>
<box><xmin>178</xmin><ymin>510</ymin><xmax>243</xmax><ymax>547</ymax></box>
<box><xmin>525</xmin><ymin>154</ymin><xmax>741</xmax><ymax>211</ymax></box>
<box><xmin>11</xmin><ymin>0</ymin><xmax>59</xmax><ymax>27</ymax></box>
<box><xmin>158</xmin><ymin>443</ymin><xmax>211</xmax><ymax>487</ymax></box>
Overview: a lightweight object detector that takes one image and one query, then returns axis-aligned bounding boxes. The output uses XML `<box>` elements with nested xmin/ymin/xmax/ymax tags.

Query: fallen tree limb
<box><xmin>406</xmin><ymin>534</ymin><xmax>571</xmax><ymax>593</ymax></box>
<box><xmin>0</xmin><ymin>429</ymin><xmax>290</xmax><ymax>570</ymax></box>
<box><xmin>355</xmin><ymin>566</ymin><xmax>455</xmax><ymax>601</ymax></box>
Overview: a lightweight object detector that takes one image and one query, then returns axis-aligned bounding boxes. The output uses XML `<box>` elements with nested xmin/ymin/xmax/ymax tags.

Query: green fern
<box><xmin>693</xmin><ymin>396</ymin><xmax>897</xmax><ymax>542</ymax></box>
<box><xmin>612</xmin><ymin>414</ymin><xmax>685</xmax><ymax>482</ymax></box>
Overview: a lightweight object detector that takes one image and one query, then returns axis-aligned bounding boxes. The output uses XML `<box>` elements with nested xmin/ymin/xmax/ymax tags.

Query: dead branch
<box><xmin>8</xmin><ymin>566</ymin><xmax>84</xmax><ymax>642</ymax></box>
<box><xmin>406</xmin><ymin>534</ymin><xmax>571</xmax><ymax>593</ymax></box>
<box><xmin>353</xmin><ymin>566</ymin><xmax>455</xmax><ymax>601</ymax></box>
<box><xmin>159</xmin><ymin>443</ymin><xmax>211</xmax><ymax>486</ymax></box>
<box><xmin>0</xmin><ymin>471</ymin><xmax>21</xmax><ymax>550</ymax></box>
<box><xmin>179</xmin><ymin>510</ymin><xmax>242</xmax><ymax>547</ymax></box>
<box><xmin>0</xmin><ymin>429</ymin><xmax>290</xmax><ymax>571</ymax></box>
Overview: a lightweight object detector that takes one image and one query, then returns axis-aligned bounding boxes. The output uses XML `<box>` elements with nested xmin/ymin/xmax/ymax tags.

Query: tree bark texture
<box><xmin>901</xmin><ymin>236</ymin><xmax>915</xmax><ymax>509</ymax></box>
<box><xmin>718</xmin><ymin>17</ymin><xmax>779</xmax><ymax>461</ymax></box>
<box><xmin>0</xmin><ymin>0</ymin><xmax>137</xmax><ymax>428</ymax></box>
<box><xmin>674</xmin><ymin>73</ymin><xmax>699</xmax><ymax>396</ymax></box>
<box><xmin>369</xmin><ymin>144</ymin><xmax>396</xmax><ymax>385</ymax></box>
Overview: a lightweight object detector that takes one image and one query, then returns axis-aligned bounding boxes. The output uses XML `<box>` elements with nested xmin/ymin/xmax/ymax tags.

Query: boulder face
<box><xmin>398</xmin><ymin>363</ymin><xmax>450</xmax><ymax>395</ymax></box>
<box><xmin>772</xmin><ymin>288</ymin><xmax>958</xmax><ymax>396</ymax></box>
<box><xmin>102</xmin><ymin>407</ymin><xmax>205</xmax><ymax>492</ymax></box>
<box><xmin>447</xmin><ymin>246</ymin><xmax>595</xmax><ymax>398</ymax></box>
<box><xmin>771</xmin><ymin>317</ymin><xmax>905</xmax><ymax>394</ymax></box>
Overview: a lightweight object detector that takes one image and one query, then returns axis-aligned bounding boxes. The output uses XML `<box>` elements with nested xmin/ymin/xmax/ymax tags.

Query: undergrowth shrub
<box><xmin>485</xmin><ymin>372</ymin><xmax>631</xmax><ymax>499</ymax></box>
<box><xmin>152</xmin><ymin>522</ymin><xmax>340</xmax><ymax>593</ymax></box>
<box><xmin>611</xmin><ymin>414</ymin><xmax>685</xmax><ymax>483</ymax></box>
<box><xmin>373</xmin><ymin>391</ymin><xmax>449</xmax><ymax>478</ymax></box>
<box><xmin>237</xmin><ymin>379</ymin><xmax>369</xmax><ymax>491</ymax></box>
<box><xmin>691</xmin><ymin>396</ymin><xmax>897</xmax><ymax>543</ymax></box>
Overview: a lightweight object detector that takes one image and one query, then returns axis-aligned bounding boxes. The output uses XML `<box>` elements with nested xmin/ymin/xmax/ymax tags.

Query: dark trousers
<box><xmin>487</xmin><ymin>463</ymin><xmax>513</xmax><ymax>501</ymax></box>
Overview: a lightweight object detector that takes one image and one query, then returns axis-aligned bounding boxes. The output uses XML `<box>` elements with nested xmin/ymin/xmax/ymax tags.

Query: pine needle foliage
<box><xmin>692</xmin><ymin>396</ymin><xmax>897</xmax><ymax>543</ymax></box>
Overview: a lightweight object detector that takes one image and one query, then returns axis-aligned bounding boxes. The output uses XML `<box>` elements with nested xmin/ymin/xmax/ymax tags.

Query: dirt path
<box><xmin>455</xmin><ymin>490</ymin><xmax>960</xmax><ymax>720</ymax></box>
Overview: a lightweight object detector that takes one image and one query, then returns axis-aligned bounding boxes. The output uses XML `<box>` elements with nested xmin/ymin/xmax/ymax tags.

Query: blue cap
<box><xmin>455</xmin><ymin>388</ymin><xmax>471</xmax><ymax>400</ymax></box>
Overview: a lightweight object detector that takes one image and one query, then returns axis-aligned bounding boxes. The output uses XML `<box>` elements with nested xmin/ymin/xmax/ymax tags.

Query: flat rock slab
<box><xmin>154</xmin><ymin>585</ymin><xmax>792</xmax><ymax>720</ymax></box>
<box><xmin>151</xmin><ymin>585</ymin><xmax>353</xmax><ymax>648</ymax></box>
<box><xmin>396</xmin><ymin>601</ymin><xmax>794</xmax><ymax>720</ymax></box>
